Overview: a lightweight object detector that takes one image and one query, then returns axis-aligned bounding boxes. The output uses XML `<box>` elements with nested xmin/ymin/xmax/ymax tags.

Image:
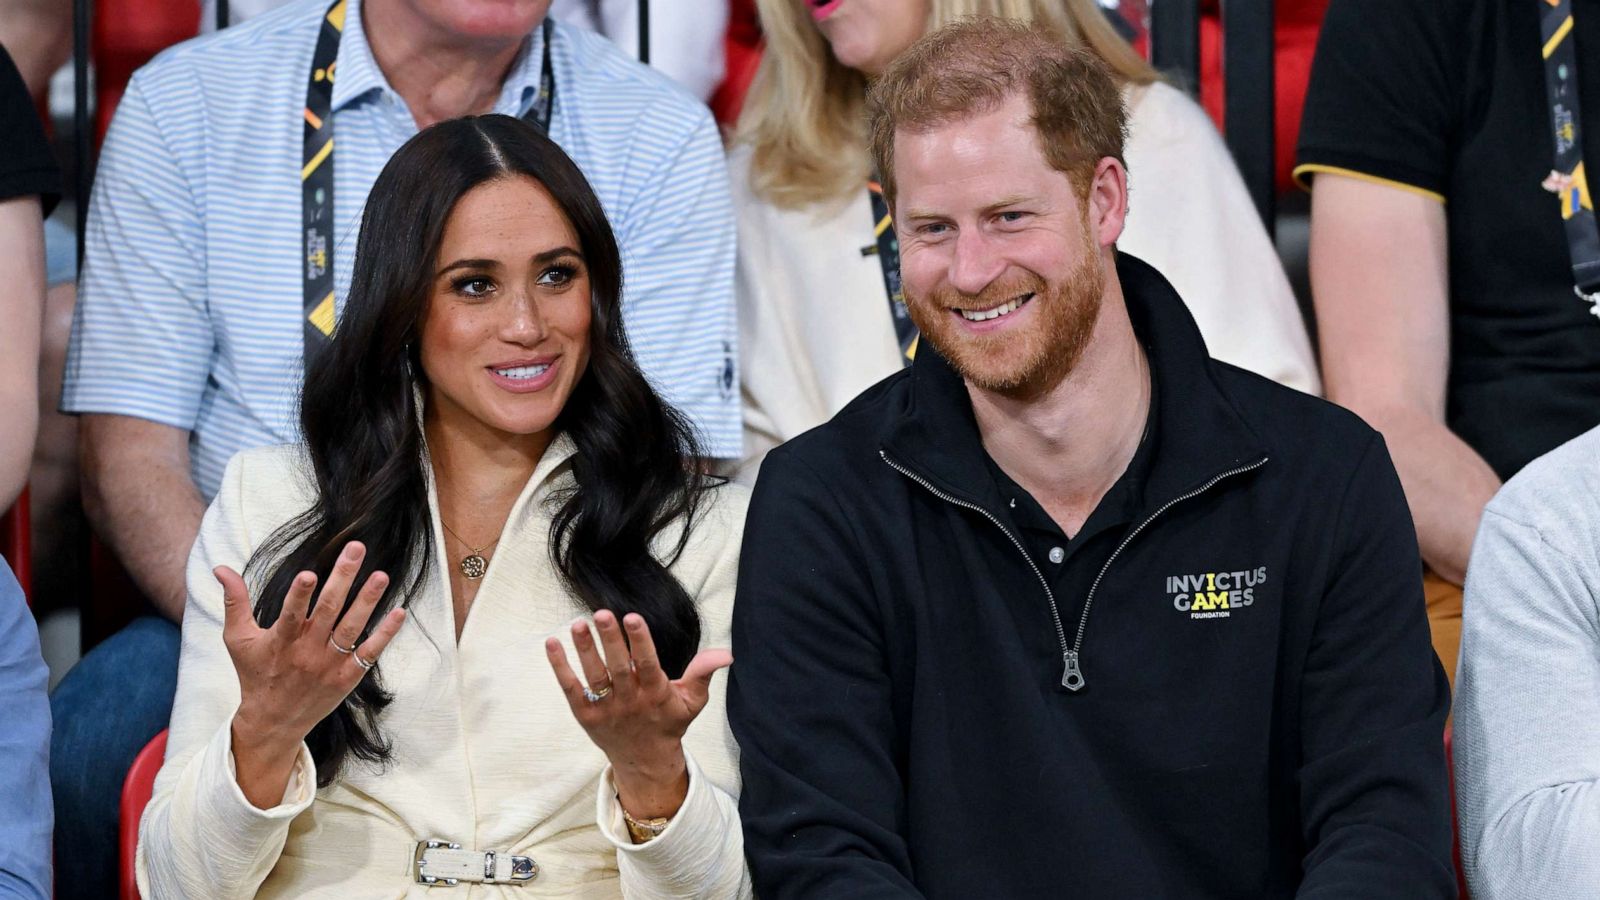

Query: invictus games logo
<box><xmin>1166</xmin><ymin>567</ymin><xmax>1267</xmax><ymax>620</ymax></box>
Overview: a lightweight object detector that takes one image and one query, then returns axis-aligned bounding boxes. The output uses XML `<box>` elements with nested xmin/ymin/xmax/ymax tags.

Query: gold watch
<box><xmin>619</xmin><ymin>800</ymin><xmax>672</xmax><ymax>844</ymax></box>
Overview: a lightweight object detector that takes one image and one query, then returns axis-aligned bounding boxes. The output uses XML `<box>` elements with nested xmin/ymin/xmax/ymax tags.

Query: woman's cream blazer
<box><xmin>137</xmin><ymin>436</ymin><xmax>752</xmax><ymax>898</ymax></box>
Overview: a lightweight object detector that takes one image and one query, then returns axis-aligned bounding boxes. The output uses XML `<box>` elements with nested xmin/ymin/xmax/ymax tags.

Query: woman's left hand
<box><xmin>546</xmin><ymin>609</ymin><xmax>731</xmax><ymax>820</ymax></box>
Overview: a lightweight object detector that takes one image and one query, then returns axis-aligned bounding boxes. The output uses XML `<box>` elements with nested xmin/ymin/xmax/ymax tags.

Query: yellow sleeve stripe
<box><xmin>1291</xmin><ymin>164</ymin><xmax>1447</xmax><ymax>204</ymax></box>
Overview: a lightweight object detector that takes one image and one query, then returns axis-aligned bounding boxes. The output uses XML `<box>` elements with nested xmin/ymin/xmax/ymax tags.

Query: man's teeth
<box><xmin>958</xmin><ymin>294</ymin><xmax>1031</xmax><ymax>322</ymax></box>
<box><xmin>494</xmin><ymin>364</ymin><xmax>550</xmax><ymax>379</ymax></box>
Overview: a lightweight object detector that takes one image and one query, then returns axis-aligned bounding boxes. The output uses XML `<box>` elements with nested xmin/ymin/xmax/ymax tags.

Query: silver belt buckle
<box><xmin>413</xmin><ymin>839</ymin><xmax>539</xmax><ymax>886</ymax></box>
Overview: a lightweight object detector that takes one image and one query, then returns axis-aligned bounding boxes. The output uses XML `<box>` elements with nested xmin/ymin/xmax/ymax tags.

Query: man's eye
<box><xmin>452</xmin><ymin>276</ymin><xmax>494</xmax><ymax>298</ymax></box>
<box><xmin>921</xmin><ymin>222</ymin><xmax>950</xmax><ymax>235</ymax></box>
<box><xmin>998</xmin><ymin>211</ymin><xmax>1027</xmax><ymax>223</ymax></box>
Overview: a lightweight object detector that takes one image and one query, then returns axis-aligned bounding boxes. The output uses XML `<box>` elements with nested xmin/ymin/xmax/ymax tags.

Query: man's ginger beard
<box><xmin>907</xmin><ymin>219</ymin><xmax>1104</xmax><ymax>400</ymax></box>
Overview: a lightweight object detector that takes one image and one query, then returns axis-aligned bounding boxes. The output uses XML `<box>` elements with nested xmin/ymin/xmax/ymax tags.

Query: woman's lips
<box><xmin>486</xmin><ymin>358</ymin><xmax>560</xmax><ymax>394</ymax></box>
<box><xmin>811</xmin><ymin>0</ymin><xmax>845</xmax><ymax>22</ymax></box>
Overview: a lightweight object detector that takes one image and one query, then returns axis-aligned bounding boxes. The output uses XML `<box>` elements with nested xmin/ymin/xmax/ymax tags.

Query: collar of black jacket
<box><xmin>879</xmin><ymin>252</ymin><xmax>1271</xmax><ymax>516</ymax></box>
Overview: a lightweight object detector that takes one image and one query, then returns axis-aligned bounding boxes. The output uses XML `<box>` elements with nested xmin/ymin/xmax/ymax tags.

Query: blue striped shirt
<box><xmin>63</xmin><ymin>0</ymin><xmax>740</xmax><ymax>499</ymax></box>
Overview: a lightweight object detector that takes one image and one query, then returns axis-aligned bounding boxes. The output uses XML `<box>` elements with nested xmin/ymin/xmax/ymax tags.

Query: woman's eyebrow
<box><xmin>436</xmin><ymin>257</ymin><xmax>500</xmax><ymax>276</ymax></box>
<box><xmin>532</xmin><ymin>245</ymin><xmax>583</xmax><ymax>264</ymax></box>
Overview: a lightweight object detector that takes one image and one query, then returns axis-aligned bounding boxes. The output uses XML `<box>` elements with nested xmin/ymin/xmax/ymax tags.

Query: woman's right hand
<box><xmin>213</xmin><ymin>541</ymin><xmax>406</xmax><ymax>808</ymax></box>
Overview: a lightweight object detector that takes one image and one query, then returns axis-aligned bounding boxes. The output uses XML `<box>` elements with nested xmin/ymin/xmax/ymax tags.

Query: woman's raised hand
<box><xmin>216</xmin><ymin>541</ymin><xmax>406</xmax><ymax>808</ymax></box>
<box><xmin>546</xmin><ymin>610</ymin><xmax>732</xmax><ymax>822</ymax></box>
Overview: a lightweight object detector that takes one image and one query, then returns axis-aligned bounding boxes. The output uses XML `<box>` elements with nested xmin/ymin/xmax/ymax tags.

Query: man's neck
<box><xmin>362</xmin><ymin>0</ymin><xmax>530</xmax><ymax>129</ymax></box>
<box><xmin>970</xmin><ymin>274</ymin><xmax>1152</xmax><ymax>539</ymax></box>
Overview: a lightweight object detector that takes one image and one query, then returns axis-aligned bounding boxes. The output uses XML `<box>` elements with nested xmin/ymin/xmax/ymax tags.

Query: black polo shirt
<box><xmin>983</xmin><ymin>377</ymin><xmax>1160</xmax><ymax>605</ymax></box>
<box><xmin>0</xmin><ymin>46</ymin><xmax>60</xmax><ymax>215</ymax></box>
<box><xmin>1297</xmin><ymin>0</ymin><xmax>1600</xmax><ymax>480</ymax></box>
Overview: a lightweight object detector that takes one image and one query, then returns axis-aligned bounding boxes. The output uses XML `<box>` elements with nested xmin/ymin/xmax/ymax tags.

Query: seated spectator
<box><xmin>730</xmin><ymin>0</ymin><xmax>1318</xmax><ymax>482</ymax></box>
<box><xmin>729</xmin><ymin>20</ymin><xmax>1453</xmax><ymax>897</ymax></box>
<box><xmin>201</xmin><ymin>0</ymin><xmax>731</xmax><ymax>103</ymax></box>
<box><xmin>0</xmin><ymin>43</ymin><xmax>56</xmax><ymax>512</ymax></box>
<box><xmin>0</xmin><ymin>557</ymin><xmax>51</xmax><ymax>900</ymax></box>
<box><xmin>1453</xmin><ymin>423</ymin><xmax>1600</xmax><ymax>898</ymax></box>
<box><xmin>140</xmin><ymin>115</ymin><xmax>750</xmax><ymax>897</ymax></box>
<box><xmin>53</xmin><ymin>0</ymin><xmax>738</xmax><ymax>894</ymax></box>
<box><xmin>1296</xmin><ymin>0</ymin><xmax>1600</xmax><ymax>687</ymax></box>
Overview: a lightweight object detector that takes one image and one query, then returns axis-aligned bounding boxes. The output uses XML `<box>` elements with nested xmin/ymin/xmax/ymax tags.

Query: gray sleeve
<box><xmin>1454</xmin><ymin>507</ymin><xmax>1600</xmax><ymax>899</ymax></box>
<box><xmin>0</xmin><ymin>562</ymin><xmax>52</xmax><ymax>900</ymax></box>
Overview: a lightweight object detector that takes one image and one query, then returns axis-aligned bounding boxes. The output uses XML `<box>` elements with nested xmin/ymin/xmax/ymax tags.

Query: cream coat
<box><xmin>137</xmin><ymin>437</ymin><xmax>751</xmax><ymax>898</ymax></box>
<box><xmin>731</xmin><ymin>81</ymin><xmax>1320</xmax><ymax>483</ymax></box>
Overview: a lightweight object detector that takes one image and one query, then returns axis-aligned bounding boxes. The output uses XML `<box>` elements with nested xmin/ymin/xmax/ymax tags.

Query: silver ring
<box><xmin>329</xmin><ymin>636</ymin><xmax>357</xmax><ymax>655</ymax></box>
<box><xmin>353</xmin><ymin>653</ymin><xmax>376</xmax><ymax>671</ymax></box>
<box><xmin>582</xmin><ymin>680</ymin><xmax>613</xmax><ymax>703</ymax></box>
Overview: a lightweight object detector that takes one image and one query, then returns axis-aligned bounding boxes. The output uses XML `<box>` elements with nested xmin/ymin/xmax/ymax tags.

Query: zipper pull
<box><xmin>1061</xmin><ymin>652</ymin><xmax>1085</xmax><ymax>692</ymax></box>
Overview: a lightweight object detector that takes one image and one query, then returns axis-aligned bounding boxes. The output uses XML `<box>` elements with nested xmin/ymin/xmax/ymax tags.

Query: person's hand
<box><xmin>546</xmin><ymin>610</ymin><xmax>731</xmax><ymax>820</ymax></box>
<box><xmin>216</xmin><ymin>541</ymin><xmax>406</xmax><ymax>807</ymax></box>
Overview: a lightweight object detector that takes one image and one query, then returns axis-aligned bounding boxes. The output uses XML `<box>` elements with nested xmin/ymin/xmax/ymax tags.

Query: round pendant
<box><xmin>460</xmin><ymin>554</ymin><xmax>488</xmax><ymax>580</ymax></box>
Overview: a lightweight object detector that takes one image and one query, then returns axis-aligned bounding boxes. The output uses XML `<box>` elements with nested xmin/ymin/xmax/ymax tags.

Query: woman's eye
<box><xmin>452</xmin><ymin>276</ymin><xmax>494</xmax><ymax>298</ymax></box>
<box><xmin>538</xmin><ymin>264</ymin><xmax>579</xmax><ymax>287</ymax></box>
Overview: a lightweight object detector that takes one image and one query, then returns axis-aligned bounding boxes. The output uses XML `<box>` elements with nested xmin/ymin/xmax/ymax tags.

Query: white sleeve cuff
<box><xmin>594</xmin><ymin>748</ymin><xmax>748</xmax><ymax>897</ymax></box>
<box><xmin>217</xmin><ymin>723</ymin><xmax>318</xmax><ymax>818</ymax></box>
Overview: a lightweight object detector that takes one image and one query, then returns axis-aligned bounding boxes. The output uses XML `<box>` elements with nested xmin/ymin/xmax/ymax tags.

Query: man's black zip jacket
<box><xmin>728</xmin><ymin>254</ymin><xmax>1455</xmax><ymax>899</ymax></box>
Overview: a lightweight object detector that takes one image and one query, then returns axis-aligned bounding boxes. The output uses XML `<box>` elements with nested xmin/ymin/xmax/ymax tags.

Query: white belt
<box><xmin>412</xmin><ymin>840</ymin><xmax>539</xmax><ymax>886</ymax></box>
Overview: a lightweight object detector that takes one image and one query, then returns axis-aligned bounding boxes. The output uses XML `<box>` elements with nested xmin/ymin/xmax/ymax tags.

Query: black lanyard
<box><xmin>864</xmin><ymin>179</ymin><xmax>919</xmax><ymax>364</ymax></box>
<box><xmin>300</xmin><ymin>0</ymin><xmax>555</xmax><ymax>358</ymax></box>
<box><xmin>1538</xmin><ymin>0</ymin><xmax>1600</xmax><ymax>316</ymax></box>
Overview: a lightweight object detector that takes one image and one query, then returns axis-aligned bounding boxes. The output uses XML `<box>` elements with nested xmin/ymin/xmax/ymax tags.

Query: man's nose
<box><xmin>948</xmin><ymin>230</ymin><xmax>1005</xmax><ymax>297</ymax></box>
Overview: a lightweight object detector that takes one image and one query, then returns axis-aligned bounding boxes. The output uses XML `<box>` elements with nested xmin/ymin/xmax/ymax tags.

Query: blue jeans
<box><xmin>50</xmin><ymin>616</ymin><xmax>180</xmax><ymax>900</ymax></box>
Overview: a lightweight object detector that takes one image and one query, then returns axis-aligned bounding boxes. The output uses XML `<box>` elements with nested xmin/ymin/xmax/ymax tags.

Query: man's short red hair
<box><xmin>867</xmin><ymin>17</ymin><xmax>1129</xmax><ymax>207</ymax></box>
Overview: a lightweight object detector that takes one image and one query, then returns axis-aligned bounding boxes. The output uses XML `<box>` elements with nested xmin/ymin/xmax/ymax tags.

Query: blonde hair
<box><xmin>737</xmin><ymin>0</ymin><xmax>1157</xmax><ymax>209</ymax></box>
<box><xmin>868</xmin><ymin>19</ymin><xmax>1128</xmax><ymax>209</ymax></box>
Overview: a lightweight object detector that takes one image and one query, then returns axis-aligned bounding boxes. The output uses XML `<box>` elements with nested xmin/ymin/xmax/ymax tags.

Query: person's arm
<box><xmin>592</xmin><ymin>490</ymin><xmax>752</xmax><ymax>899</ymax></box>
<box><xmin>63</xmin><ymin>69</ymin><xmax>218</xmax><ymax>615</ymax></box>
<box><xmin>1296</xmin><ymin>432</ymin><xmax>1456</xmax><ymax>898</ymax></box>
<box><xmin>1454</xmin><ymin>498</ymin><xmax>1600</xmax><ymax>899</ymax></box>
<box><xmin>0</xmin><ymin>561</ymin><xmax>51</xmax><ymax>900</ymax></box>
<box><xmin>79</xmin><ymin>414</ymin><xmax>204</xmax><ymax>621</ymax></box>
<box><xmin>0</xmin><ymin>195</ymin><xmax>44</xmax><ymax>511</ymax></box>
<box><xmin>137</xmin><ymin>451</ymin><xmax>403</xmax><ymax>899</ymax></box>
<box><xmin>729</xmin><ymin>451</ymin><xmax>923</xmax><ymax>899</ymax></box>
<box><xmin>136</xmin><ymin>452</ymin><xmax>307</xmax><ymax>900</ymax></box>
<box><xmin>614</xmin><ymin>105</ymin><xmax>740</xmax><ymax>461</ymax></box>
<box><xmin>1308</xmin><ymin>173</ymin><xmax>1500</xmax><ymax>585</ymax></box>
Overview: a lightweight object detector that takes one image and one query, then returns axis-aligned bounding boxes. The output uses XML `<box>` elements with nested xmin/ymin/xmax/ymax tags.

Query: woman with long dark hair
<box><xmin>136</xmin><ymin>115</ymin><xmax>751</xmax><ymax>898</ymax></box>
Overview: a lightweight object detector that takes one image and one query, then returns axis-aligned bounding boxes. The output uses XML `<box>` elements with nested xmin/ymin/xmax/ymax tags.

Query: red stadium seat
<box><xmin>1198</xmin><ymin>0</ymin><xmax>1330</xmax><ymax>195</ymax></box>
<box><xmin>119</xmin><ymin>729</ymin><xmax>168</xmax><ymax>900</ymax></box>
<box><xmin>1</xmin><ymin>489</ymin><xmax>33</xmax><ymax>602</ymax></box>
<box><xmin>710</xmin><ymin>0</ymin><xmax>762</xmax><ymax>128</ymax></box>
<box><xmin>93</xmin><ymin>0</ymin><xmax>200</xmax><ymax>142</ymax></box>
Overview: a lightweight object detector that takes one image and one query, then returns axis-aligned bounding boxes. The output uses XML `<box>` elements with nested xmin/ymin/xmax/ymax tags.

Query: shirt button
<box><xmin>1048</xmin><ymin>546</ymin><xmax>1065</xmax><ymax>564</ymax></box>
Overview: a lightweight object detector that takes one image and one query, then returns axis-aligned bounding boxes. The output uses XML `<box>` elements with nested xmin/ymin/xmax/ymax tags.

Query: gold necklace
<box><xmin>440</xmin><ymin>520</ymin><xmax>500</xmax><ymax>580</ymax></box>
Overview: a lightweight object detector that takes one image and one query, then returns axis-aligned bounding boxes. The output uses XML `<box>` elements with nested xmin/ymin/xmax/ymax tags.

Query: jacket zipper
<box><xmin>881</xmin><ymin>449</ymin><xmax>1268</xmax><ymax>693</ymax></box>
<box><xmin>879</xmin><ymin>451</ymin><xmax>1072</xmax><ymax>679</ymax></box>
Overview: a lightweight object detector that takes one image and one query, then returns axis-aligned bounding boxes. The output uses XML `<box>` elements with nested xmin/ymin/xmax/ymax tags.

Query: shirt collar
<box><xmin>881</xmin><ymin>252</ymin><xmax>1266</xmax><ymax>518</ymax></box>
<box><xmin>331</xmin><ymin>0</ymin><xmax>550</xmax><ymax>117</ymax></box>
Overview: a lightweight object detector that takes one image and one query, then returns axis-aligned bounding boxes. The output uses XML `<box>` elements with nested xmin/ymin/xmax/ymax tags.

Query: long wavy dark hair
<box><xmin>246</xmin><ymin>115</ymin><xmax>710</xmax><ymax>785</ymax></box>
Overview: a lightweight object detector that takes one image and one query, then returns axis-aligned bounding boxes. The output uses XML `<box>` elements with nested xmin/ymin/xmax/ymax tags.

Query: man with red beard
<box><xmin>727</xmin><ymin>18</ymin><xmax>1455</xmax><ymax>900</ymax></box>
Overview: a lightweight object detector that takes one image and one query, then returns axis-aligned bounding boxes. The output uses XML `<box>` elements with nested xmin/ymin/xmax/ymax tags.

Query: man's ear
<box><xmin>1086</xmin><ymin>157</ymin><xmax>1129</xmax><ymax>249</ymax></box>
